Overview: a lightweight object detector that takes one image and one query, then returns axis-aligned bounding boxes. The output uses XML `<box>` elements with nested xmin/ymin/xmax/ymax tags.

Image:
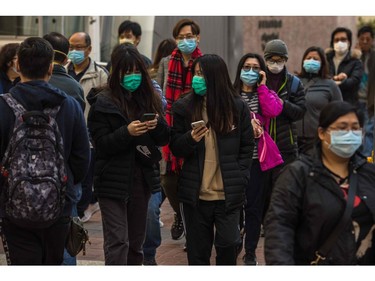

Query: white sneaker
<box><xmin>159</xmin><ymin>208</ymin><xmax>164</xmax><ymax>228</ymax></box>
<box><xmin>159</xmin><ymin>218</ymin><xmax>164</xmax><ymax>228</ymax></box>
<box><xmin>80</xmin><ymin>202</ymin><xmax>100</xmax><ymax>223</ymax></box>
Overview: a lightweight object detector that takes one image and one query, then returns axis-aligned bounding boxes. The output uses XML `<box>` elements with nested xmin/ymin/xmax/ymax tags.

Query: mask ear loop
<box><xmin>53</xmin><ymin>49</ymin><xmax>68</xmax><ymax>58</ymax></box>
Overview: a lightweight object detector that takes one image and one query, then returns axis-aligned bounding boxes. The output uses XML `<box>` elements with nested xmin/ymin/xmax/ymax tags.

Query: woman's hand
<box><xmin>258</xmin><ymin>70</ymin><xmax>267</xmax><ymax>85</ymax></box>
<box><xmin>251</xmin><ymin>118</ymin><xmax>264</xmax><ymax>138</ymax></box>
<box><xmin>128</xmin><ymin>121</ymin><xmax>149</xmax><ymax>136</ymax></box>
<box><xmin>191</xmin><ymin>125</ymin><xmax>209</xmax><ymax>142</ymax></box>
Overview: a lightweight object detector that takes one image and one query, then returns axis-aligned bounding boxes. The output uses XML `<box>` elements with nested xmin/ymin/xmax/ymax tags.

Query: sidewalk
<box><xmin>0</xmin><ymin>200</ymin><xmax>265</xmax><ymax>266</ymax></box>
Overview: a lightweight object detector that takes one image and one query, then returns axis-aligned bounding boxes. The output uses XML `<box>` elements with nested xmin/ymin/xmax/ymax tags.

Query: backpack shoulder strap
<box><xmin>1</xmin><ymin>93</ymin><xmax>26</xmax><ymax>117</ymax></box>
<box><xmin>43</xmin><ymin>105</ymin><xmax>61</xmax><ymax>119</ymax></box>
<box><xmin>290</xmin><ymin>75</ymin><xmax>300</xmax><ymax>94</ymax></box>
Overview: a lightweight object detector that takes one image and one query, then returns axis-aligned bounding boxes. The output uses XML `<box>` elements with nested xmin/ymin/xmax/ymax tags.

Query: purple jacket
<box><xmin>253</xmin><ymin>85</ymin><xmax>284</xmax><ymax>171</ymax></box>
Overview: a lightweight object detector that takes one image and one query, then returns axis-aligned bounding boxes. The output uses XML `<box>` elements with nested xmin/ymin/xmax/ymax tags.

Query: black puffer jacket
<box><xmin>87</xmin><ymin>90</ymin><xmax>169</xmax><ymax>200</ymax></box>
<box><xmin>170</xmin><ymin>93</ymin><xmax>254</xmax><ymax>212</ymax></box>
<box><xmin>266</xmin><ymin>71</ymin><xmax>305</xmax><ymax>162</ymax></box>
<box><xmin>326</xmin><ymin>49</ymin><xmax>363</xmax><ymax>105</ymax></box>
<box><xmin>264</xmin><ymin>148</ymin><xmax>375</xmax><ymax>265</ymax></box>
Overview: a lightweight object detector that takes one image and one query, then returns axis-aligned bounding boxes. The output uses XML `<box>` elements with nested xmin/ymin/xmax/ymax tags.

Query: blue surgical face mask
<box><xmin>303</xmin><ymin>59</ymin><xmax>321</xmax><ymax>74</ymax></box>
<box><xmin>68</xmin><ymin>50</ymin><xmax>85</xmax><ymax>65</ymax></box>
<box><xmin>240</xmin><ymin>69</ymin><xmax>259</xmax><ymax>86</ymax></box>
<box><xmin>326</xmin><ymin>130</ymin><xmax>362</xmax><ymax>158</ymax></box>
<box><xmin>121</xmin><ymin>73</ymin><xmax>142</xmax><ymax>92</ymax></box>
<box><xmin>192</xmin><ymin>76</ymin><xmax>207</xmax><ymax>96</ymax></box>
<box><xmin>177</xmin><ymin>39</ymin><xmax>197</xmax><ymax>54</ymax></box>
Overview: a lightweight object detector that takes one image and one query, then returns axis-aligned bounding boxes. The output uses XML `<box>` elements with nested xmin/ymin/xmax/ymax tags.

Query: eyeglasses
<box><xmin>242</xmin><ymin>65</ymin><xmax>260</xmax><ymax>72</ymax></box>
<box><xmin>266</xmin><ymin>59</ymin><xmax>285</xmax><ymax>65</ymax></box>
<box><xmin>328</xmin><ymin>126</ymin><xmax>362</xmax><ymax>132</ymax></box>
<box><xmin>69</xmin><ymin>45</ymin><xmax>88</xmax><ymax>51</ymax></box>
<box><xmin>333</xmin><ymin>37</ymin><xmax>348</xmax><ymax>43</ymax></box>
<box><xmin>176</xmin><ymin>34</ymin><xmax>196</xmax><ymax>41</ymax></box>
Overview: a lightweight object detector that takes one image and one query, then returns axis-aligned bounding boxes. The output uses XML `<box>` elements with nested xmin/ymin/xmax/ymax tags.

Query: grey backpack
<box><xmin>0</xmin><ymin>94</ymin><xmax>67</xmax><ymax>228</ymax></box>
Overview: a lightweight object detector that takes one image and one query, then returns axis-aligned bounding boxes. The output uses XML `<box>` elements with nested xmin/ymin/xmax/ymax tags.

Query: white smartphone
<box><xmin>191</xmin><ymin>120</ymin><xmax>206</xmax><ymax>129</ymax></box>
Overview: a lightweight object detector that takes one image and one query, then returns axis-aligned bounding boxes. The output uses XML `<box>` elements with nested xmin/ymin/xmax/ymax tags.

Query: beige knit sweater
<box><xmin>199</xmin><ymin>100</ymin><xmax>225</xmax><ymax>201</ymax></box>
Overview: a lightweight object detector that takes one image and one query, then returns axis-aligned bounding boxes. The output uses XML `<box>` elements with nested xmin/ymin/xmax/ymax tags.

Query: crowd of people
<box><xmin>0</xmin><ymin>18</ymin><xmax>374</xmax><ymax>266</ymax></box>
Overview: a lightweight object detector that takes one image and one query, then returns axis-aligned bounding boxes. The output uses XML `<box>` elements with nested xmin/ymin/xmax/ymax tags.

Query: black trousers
<box><xmin>161</xmin><ymin>173</ymin><xmax>181</xmax><ymax>217</ymax></box>
<box><xmin>262</xmin><ymin>153</ymin><xmax>296</xmax><ymax>222</ymax></box>
<box><xmin>99</xmin><ymin>166</ymin><xmax>150</xmax><ymax>265</ymax></box>
<box><xmin>182</xmin><ymin>200</ymin><xmax>241</xmax><ymax>265</ymax></box>
<box><xmin>2</xmin><ymin>216</ymin><xmax>70</xmax><ymax>265</ymax></box>
<box><xmin>244</xmin><ymin>160</ymin><xmax>265</xmax><ymax>254</ymax></box>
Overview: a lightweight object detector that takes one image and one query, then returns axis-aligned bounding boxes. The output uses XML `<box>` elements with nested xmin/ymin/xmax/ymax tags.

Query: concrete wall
<box><xmin>243</xmin><ymin>16</ymin><xmax>358</xmax><ymax>74</ymax></box>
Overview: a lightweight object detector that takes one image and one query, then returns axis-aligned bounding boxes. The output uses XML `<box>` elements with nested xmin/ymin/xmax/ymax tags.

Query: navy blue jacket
<box><xmin>0</xmin><ymin>80</ymin><xmax>91</xmax><ymax>216</ymax></box>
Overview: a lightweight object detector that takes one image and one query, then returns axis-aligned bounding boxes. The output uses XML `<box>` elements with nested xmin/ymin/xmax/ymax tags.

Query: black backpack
<box><xmin>0</xmin><ymin>93</ymin><xmax>67</xmax><ymax>228</ymax></box>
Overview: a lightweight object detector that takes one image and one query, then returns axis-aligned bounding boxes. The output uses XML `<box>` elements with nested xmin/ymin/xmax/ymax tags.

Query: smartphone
<box><xmin>141</xmin><ymin>113</ymin><xmax>156</xmax><ymax>122</ymax></box>
<box><xmin>258</xmin><ymin>73</ymin><xmax>264</xmax><ymax>84</ymax></box>
<box><xmin>191</xmin><ymin>120</ymin><xmax>206</xmax><ymax>129</ymax></box>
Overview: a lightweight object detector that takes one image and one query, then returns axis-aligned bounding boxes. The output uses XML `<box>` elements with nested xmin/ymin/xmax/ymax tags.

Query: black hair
<box><xmin>150</xmin><ymin>38</ymin><xmax>176</xmax><ymax>71</ymax></box>
<box><xmin>83</xmin><ymin>32</ymin><xmax>91</xmax><ymax>46</ymax></box>
<box><xmin>319</xmin><ymin>101</ymin><xmax>364</xmax><ymax>130</ymax></box>
<box><xmin>299</xmin><ymin>46</ymin><xmax>329</xmax><ymax>79</ymax></box>
<box><xmin>190</xmin><ymin>54</ymin><xmax>239</xmax><ymax>134</ymax></box>
<box><xmin>17</xmin><ymin>37</ymin><xmax>54</xmax><ymax>79</ymax></box>
<box><xmin>0</xmin><ymin>43</ymin><xmax>19</xmax><ymax>72</ymax></box>
<box><xmin>330</xmin><ymin>27</ymin><xmax>352</xmax><ymax>50</ymax></box>
<box><xmin>233</xmin><ymin>52</ymin><xmax>266</xmax><ymax>93</ymax></box>
<box><xmin>118</xmin><ymin>20</ymin><xmax>142</xmax><ymax>38</ymax></box>
<box><xmin>357</xmin><ymin>25</ymin><xmax>374</xmax><ymax>38</ymax></box>
<box><xmin>107</xmin><ymin>43</ymin><xmax>162</xmax><ymax>119</ymax></box>
<box><xmin>43</xmin><ymin>32</ymin><xmax>69</xmax><ymax>63</ymax></box>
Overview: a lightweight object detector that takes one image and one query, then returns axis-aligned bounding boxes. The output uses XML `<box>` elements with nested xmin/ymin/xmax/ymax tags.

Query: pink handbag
<box><xmin>250</xmin><ymin>112</ymin><xmax>283</xmax><ymax>171</ymax></box>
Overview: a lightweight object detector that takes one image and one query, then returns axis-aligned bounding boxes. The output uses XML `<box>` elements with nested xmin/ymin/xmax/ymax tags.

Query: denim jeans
<box><xmin>143</xmin><ymin>191</ymin><xmax>162</xmax><ymax>260</ymax></box>
<box><xmin>364</xmin><ymin>116</ymin><xmax>374</xmax><ymax>157</ymax></box>
<box><xmin>62</xmin><ymin>183</ymin><xmax>82</xmax><ymax>266</ymax></box>
<box><xmin>358</xmin><ymin>101</ymin><xmax>374</xmax><ymax>157</ymax></box>
<box><xmin>77</xmin><ymin>148</ymin><xmax>96</xmax><ymax>218</ymax></box>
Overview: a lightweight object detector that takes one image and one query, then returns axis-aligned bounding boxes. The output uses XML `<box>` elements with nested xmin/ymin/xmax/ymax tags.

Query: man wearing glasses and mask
<box><xmin>67</xmin><ymin>31</ymin><xmax>108</xmax><ymax>225</ymax></box>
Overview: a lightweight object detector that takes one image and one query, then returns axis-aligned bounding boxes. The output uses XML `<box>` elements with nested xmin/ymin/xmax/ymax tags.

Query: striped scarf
<box><xmin>162</xmin><ymin>47</ymin><xmax>202</xmax><ymax>172</ymax></box>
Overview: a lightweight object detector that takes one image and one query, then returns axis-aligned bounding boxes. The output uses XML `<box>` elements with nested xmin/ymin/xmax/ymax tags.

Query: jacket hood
<box><xmin>86</xmin><ymin>86</ymin><xmax>107</xmax><ymax>106</ymax></box>
<box><xmin>8</xmin><ymin>80</ymin><xmax>66</xmax><ymax>110</ymax></box>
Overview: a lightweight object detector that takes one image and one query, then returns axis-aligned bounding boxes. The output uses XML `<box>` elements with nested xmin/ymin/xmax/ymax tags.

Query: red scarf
<box><xmin>162</xmin><ymin>47</ymin><xmax>203</xmax><ymax>172</ymax></box>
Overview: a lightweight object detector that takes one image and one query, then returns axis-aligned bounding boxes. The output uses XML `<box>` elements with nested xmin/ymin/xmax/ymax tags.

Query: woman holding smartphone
<box><xmin>233</xmin><ymin>53</ymin><xmax>284</xmax><ymax>265</ymax></box>
<box><xmin>87</xmin><ymin>43</ymin><xmax>169</xmax><ymax>265</ymax></box>
<box><xmin>169</xmin><ymin>54</ymin><xmax>254</xmax><ymax>265</ymax></box>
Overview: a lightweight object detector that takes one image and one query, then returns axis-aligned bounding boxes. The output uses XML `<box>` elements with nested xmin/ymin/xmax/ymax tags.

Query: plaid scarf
<box><xmin>162</xmin><ymin>47</ymin><xmax>203</xmax><ymax>172</ymax></box>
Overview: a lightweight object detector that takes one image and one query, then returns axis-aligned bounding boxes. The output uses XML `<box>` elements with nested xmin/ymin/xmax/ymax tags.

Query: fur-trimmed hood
<box><xmin>325</xmin><ymin>47</ymin><xmax>362</xmax><ymax>60</ymax></box>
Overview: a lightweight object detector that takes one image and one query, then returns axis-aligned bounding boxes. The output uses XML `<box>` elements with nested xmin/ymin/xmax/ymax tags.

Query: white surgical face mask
<box><xmin>119</xmin><ymin>38</ymin><xmax>135</xmax><ymax>45</ymax></box>
<box><xmin>267</xmin><ymin>62</ymin><xmax>285</xmax><ymax>74</ymax></box>
<box><xmin>334</xmin><ymin>41</ymin><xmax>349</xmax><ymax>55</ymax></box>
